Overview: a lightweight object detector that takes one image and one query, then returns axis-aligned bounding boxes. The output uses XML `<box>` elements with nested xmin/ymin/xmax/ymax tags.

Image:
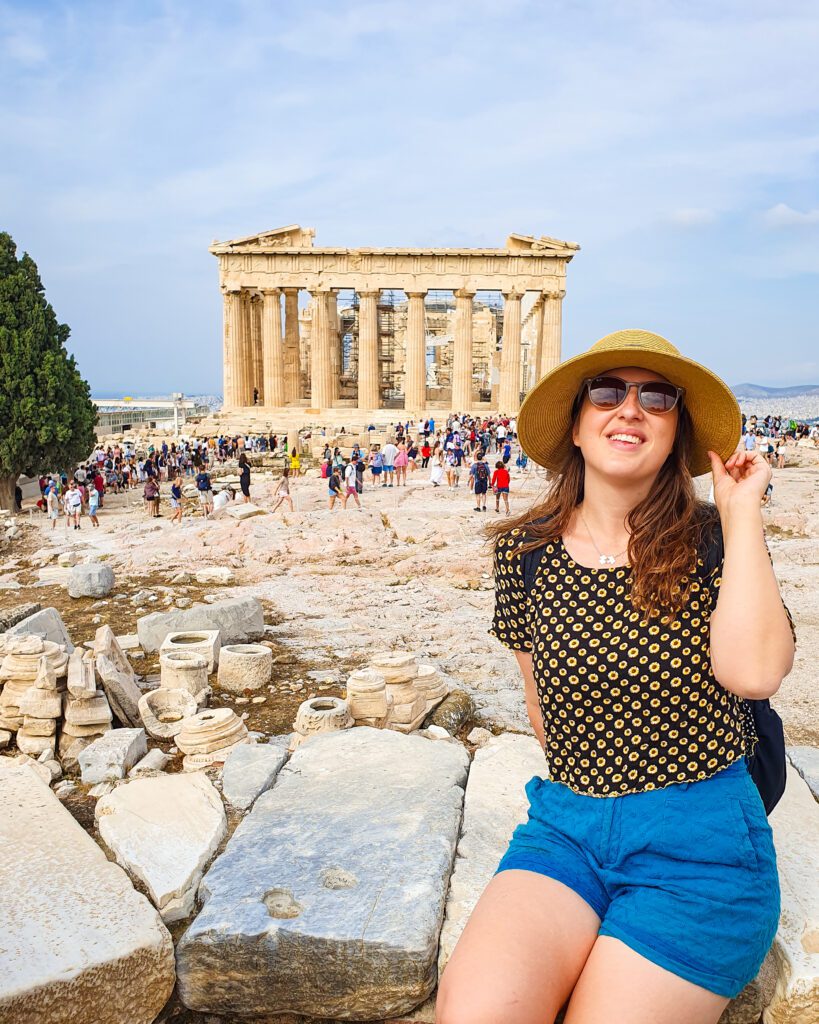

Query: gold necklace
<box><xmin>579</xmin><ymin>511</ymin><xmax>629</xmax><ymax>567</ymax></box>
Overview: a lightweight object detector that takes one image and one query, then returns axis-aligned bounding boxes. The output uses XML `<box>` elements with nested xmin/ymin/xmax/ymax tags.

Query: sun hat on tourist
<box><xmin>517</xmin><ymin>328</ymin><xmax>741</xmax><ymax>477</ymax></box>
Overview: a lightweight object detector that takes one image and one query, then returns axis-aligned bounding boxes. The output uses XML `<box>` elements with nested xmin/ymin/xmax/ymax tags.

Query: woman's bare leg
<box><xmin>437</xmin><ymin>870</ymin><xmax>601</xmax><ymax>1024</ymax></box>
<box><xmin>563</xmin><ymin>935</ymin><xmax>730</xmax><ymax>1024</ymax></box>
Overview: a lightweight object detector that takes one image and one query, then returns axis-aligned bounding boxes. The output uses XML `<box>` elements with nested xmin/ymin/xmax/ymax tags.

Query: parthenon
<box><xmin>212</xmin><ymin>226</ymin><xmax>579</xmax><ymax>414</ymax></box>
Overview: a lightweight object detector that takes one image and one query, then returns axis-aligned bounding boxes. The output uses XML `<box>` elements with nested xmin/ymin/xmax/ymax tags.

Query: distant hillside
<box><xmin>731</xmin><ymin>382</ymin><xmax>819</xmax><ymax>398</ymax></box>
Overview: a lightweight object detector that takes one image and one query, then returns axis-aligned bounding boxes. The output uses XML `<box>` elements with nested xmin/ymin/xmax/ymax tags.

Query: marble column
<box><xmin>404</xmin><ymin>291</ymin><xmax>427</xmax><ymax>411</ymax></box>
<box><xmin>540</xmin><ymin>289</ymin><xmax>565</xmax><ymax>378</ymax></box>
<box><xmin>309</xmin><ymin>289</ymin><xmax>333</xmax><ymax>409</ymax></box>
<box><xmin>452</xmin><ymin>289</ymin><xmax>475</xmax><ymax>412</ymax></box>
<box><xmin>326</xmin><ymin>291</ymin><xmax>340</xmax><ymax>404</ymax></box>
<box><xmin>530</xmin><ymin>296</ymin><xmax>545</xmax><ymax>385</ymax></box>
<box><xmin>222</xmin><ymin>290</ymin><xmax>242</xmax><ymax>409</ymax></box>
<box><xmin>238</xmin><ymin>292</ymin><xmax>254</xmax><ymax>407</ymax></box>
<box><xmin>358</xmin><ymin>290</ymin><xmax>380</xmax><ymax>410</ymax></box>
<box><xmin>499</xmin><ymin>291</ymin><xmax>523</xmax><ymax>414</ymax></box>
<box><xmin>283</xmin><ymin>288</ymin><xmax>300</xmax><ymax>403</ymax></box>
<box><xmin>250</xmin><ymin>295</ymin><xmax>263</xmax><ymax>405</ymax></box>
<box><xmin>261</xmin><ymin>288</ymin><xmax>285</xmax><ymax>408</ymax></box>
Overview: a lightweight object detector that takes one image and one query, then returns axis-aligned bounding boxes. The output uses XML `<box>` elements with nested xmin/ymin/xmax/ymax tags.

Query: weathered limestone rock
<box><xmin>15</xmin><ymin>730</ymin><xmax>54</xmax><ymax>757</ymax></box>
<box><xmin>78</xmin><ymin>728</ymin><xmax>148</xmax><ymax>784</ymax></box>
<box><xmin>439</xmin><ymin>734</ymin><xmax>547</xmax><ymax>975</ymax></box>
<box><xmin>5</xmin><ymin>606</ymin><xmax>74</xmax><ymax>651</ymax></box>
<box><xmin>225</xmin><ymin>502</ymin><xmax>266</xmax><ymax>519</ymax></box>
<box><xmin>176</xmin><ymin>728</ymin><xmax>469</xmax><ymax>1019</ymax></box>
<box><xmin>137</xmin><ymin>596</ymin><xmax>265</xmax><ymax>653</ymax></box>
<box><xmin>217</xmin><ymin>643</ymin><xmax>273</xmax><ymax>693</ymax></box>
<box><xmin>129</xmin><ymin>748</ymin><xmax>172</xmax><ymax>776</ymax></box>
<box><xmin>159</xmin><ymin>649</ymin><xmax>210</xmax><ymax>697</ymax></box>
<box><xmin>346</xmin><ymin>668</ymin><xmax>389</xmax><ymax>723</ymax></box>
<box><xmin>67</xmin><ymin>562</ymin><xmax>115</xmax><ymax>599</ymax></box>
<box><xmin>64</xmin><ymin>691</ymin><xmax>113</xmax><ymax>727</ymax></box>
<box><xmin>788</xmin><ymin>746</ymin><xmax>819</xmax><ymax>803</ymax></box>
<box><xmin>160</xmin><ymin>630</ymin><xmax>221</xmax><ymax>673</ymax></box>
<box><xmin>221</xmin><ymin>739</ymin><xmax>289</xmax><ymax>810</ymax></box>
<box><xmin>292</xmin><ymin>696</ymin><xmax>353</xmax><ymax>748</ymax></box>
<box><xmin>720</xmin><ymin>951</ymin><xmax>779</xmax><ymax>1023</ymax></box>
<box><xmin>370</xmin><ymin>651</ymin><xmax>418</xmax><ymax>683</ymax></box>
<box><xmin>138</xmin><ymin>687</ymin><xmax>197</xmax><ymax>739</ymax></box>
<box><xmin>0</xmin><ymin>760</ymin><xmax>175</xmax><ymax>1024</ymax></box>
<box><xmin>194</xmin><ymin>567</ymin><xmax>235</xmax><ymax>584</ymax></box>
<box><xmin>429</xmin><ymin>689</ymin><xmax>475</xmax><ymax>735</ymax></box>
<box><xmin>763</xmin><ymin>765</ymin><xmax>819</xmax><ymax>1023</ymax></box>
<box><xmin>467</xmin><ymin>726</ymin><xmax>493</xmax><ymax>747</ymax></box>
<box><xmin>67</xmin><ymin>646</ymin><xmax>96</xmax><ymax>698</ymax></box>
<box><xmin>176</xmin><ymin>708</ymin><xmax>250</xmax><ymax>770</ymax></box>
<box><xmin>415</xmin><ymin>663</ymin><xmax>449</xmax><ymax>709</ymax></box>
<box><xmin>96</xmin><ymin>772</ymin><xmax>226</xmax><ymax>923</ymax></box>
<box><xmin>94</xmin><ymin>625</ymin><xmax>143</xmax><ymax>728</ymax></box>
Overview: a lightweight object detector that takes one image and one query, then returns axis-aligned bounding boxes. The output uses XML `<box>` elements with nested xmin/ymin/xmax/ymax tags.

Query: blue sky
<box><xmin>1</xmin><ymin>0</ymin><xmax>818</xmax><ymax>395</ymax></box>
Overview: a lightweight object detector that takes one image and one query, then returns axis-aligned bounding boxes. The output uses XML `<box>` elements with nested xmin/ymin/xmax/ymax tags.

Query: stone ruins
<box><xmin>212</xmin><ymin>225</ymin><xmax>580</xmax><ymax>414</ymax></box>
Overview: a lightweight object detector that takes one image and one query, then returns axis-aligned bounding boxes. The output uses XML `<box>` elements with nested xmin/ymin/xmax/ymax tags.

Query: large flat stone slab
<box><xmin>177</xmin><ymin>727</ymin><xmax>469</xmax><ymax>1019</ymax></box>
<box><xmin>4</xmin><ymin>606</ymin><xmax>74</xmax><ymax>652</ymax></box>
<box><xmin>137</xmin><ymin>595</ymin><xmax>265</xmax><ymax>652</ymax></box>
<box><xmin>221</xmin><ymin>738</ymin><xmax>289</xmax><ymax>810</ymax></box>
<box><xmin>787</xmin><ymin>746</ymin><xmax>819</xmax><ymax>803</ymax></box>
<box><xmin>763</xmin><ymin>764</ymin><xmax>819</xmax><ymax>1023</ymax></box>
<box><xmin>0</xmin><ymin>759</ymin><xmax>174</xmax><ymax>1024</ymax></box>
<box><xmin>78</xmin><ymin>728</ymin><xmax>147</xmax><ymax>784</ymax></box>
<box><xmin>96</xmin><ymin>772</ymin><xmax>226</xmax><ymax>923</ymax></box>
<box><xmin>438</xmin><ymin>733</ymin><xmax>547</xmax><ymax>976</ymax></box>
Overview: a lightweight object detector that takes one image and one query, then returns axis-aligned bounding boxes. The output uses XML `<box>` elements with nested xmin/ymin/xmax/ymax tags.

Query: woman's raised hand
<box><xmin>708</xmin><ymin>447</ymin><xmax>771</xmax><ymax>519</ymax></box>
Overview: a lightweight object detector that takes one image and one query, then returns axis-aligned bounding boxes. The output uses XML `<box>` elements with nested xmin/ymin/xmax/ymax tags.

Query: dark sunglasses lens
<box><xmin>640</xmin><ymin>383</ymin><xmax>679</xmax><ymax>413</ymax></box>
<box><xmin>588</xmin><ymin>377</ymin><xmax>627</xmax><ymax>408</ymax></box>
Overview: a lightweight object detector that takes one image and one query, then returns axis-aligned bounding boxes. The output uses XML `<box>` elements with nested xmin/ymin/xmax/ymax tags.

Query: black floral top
<box><xmin>491</xmin><ymin>527</ymin><xmax>760</xmax><ymax>797</ymax></box>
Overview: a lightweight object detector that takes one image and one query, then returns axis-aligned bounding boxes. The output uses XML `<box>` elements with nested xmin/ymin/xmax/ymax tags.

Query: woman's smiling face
<box><xmin>571</xmin><ymin>366</ymin><xmax>679</xmax><ymax>484</ymax></box>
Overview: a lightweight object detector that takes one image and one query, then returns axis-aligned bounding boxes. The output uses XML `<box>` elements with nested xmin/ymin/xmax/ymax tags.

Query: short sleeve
<box><xmin>489</xmin><ymin>530</ymin><xmax>532</xmax><ymax>652</ymax></box>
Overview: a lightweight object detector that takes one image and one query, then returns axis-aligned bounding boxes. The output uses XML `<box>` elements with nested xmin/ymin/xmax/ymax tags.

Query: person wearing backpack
<box><xmin>470</xmin><ymin>453</ymin><xmax>490</xmax><ymax>511</ymax></box>
<box><xmin>439</xmin><ymin>330</ymin><xmax>795</xmax><ymax>1024</ymax></box>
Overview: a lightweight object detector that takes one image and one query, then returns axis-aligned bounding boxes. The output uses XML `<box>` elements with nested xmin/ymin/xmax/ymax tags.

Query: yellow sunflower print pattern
<box><xmin>490</xmin><ymin>529</ymin><xmax>759</xmax><ymax>798</ymax></box>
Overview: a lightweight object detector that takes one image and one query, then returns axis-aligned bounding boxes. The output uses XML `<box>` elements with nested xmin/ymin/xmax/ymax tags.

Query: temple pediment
<box><xmin>215</xmin><ymin>225</ymin><xmax>316</xmax><ymax>250</ymax></box>
<box><xmin>505</xmin><ymin>233</ymin><xmax>581</xmax><ymax>255</ymax></box>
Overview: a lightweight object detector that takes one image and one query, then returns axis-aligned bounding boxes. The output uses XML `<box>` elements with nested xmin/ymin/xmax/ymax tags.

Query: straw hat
<box><xmin>517</xmin><ymin>329</ymin><xmax>741</xmax><ymax>477</ymax></box>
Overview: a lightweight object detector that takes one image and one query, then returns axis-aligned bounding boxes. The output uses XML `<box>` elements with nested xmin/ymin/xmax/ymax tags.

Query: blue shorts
<box><xmin>371</xmin><ymin>467</ymin><xmax>382</xmax><ymax>476</ymax></box>
<box><xmin>383</xmin><ymin>464</ymin><xmax>394</xmax><ymax>472</ymax></box>
<box><xmin>497</xmin><ymin>759</ymin><xmax>779</xmax><ymax>998</ymax></box>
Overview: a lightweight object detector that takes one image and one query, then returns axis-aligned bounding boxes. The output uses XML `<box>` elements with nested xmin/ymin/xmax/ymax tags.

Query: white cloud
<box><xmin>764</xmin><ymin>203</ymin><xmax>819</xmax><ymax>228</ymax></box>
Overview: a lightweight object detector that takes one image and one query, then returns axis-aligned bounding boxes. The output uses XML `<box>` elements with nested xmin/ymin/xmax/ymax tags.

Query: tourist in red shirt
<box><xmin>420</xmin><ymin>442</ymin><xmax>432</xmax><ymax>468</ymax></box>
<box><xmin>491</xmin><ymin>461</ymin><xmax>510</xmax><ymax>514</ymax></box>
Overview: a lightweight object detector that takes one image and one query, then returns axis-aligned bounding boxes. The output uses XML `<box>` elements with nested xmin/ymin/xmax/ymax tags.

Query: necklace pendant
<box><xmin>599</xmin><ymin>554</ymin><xmax>616</xmax><ymax>566</ymax></box>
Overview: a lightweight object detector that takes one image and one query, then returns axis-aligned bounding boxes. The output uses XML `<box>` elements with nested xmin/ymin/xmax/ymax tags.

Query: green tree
<box><xmin>0</xmin><ymin>232</ymin><xmax>96</xmax><ymax>510</ymax></box>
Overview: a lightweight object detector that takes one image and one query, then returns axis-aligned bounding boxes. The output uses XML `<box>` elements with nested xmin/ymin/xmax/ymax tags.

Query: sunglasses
<box><xmin>582</xmin><ymin>375</ymin><xmax>684</xmax><ymax>415</ymax></box>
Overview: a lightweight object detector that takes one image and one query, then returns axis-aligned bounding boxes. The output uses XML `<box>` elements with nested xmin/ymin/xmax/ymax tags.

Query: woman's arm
<box><xmin>708</xmin><ymin>449</ymin><xmax>795</xmax><ymax>699</ymax></box>
<box><xmin>514</xmin><ymin>651</ymin><xmax>546</xmax><ymax>750</ymax></box>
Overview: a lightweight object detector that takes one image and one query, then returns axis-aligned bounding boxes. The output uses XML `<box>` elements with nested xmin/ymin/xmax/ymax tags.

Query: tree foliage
<box><xmin>0</xmin><ymin>232</ymin><xmax>96</xmax><ymax>504</ymax></box>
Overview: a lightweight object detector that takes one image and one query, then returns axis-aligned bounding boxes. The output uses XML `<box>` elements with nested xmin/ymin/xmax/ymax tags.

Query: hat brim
<box><xmin>517</xmin><ymin>346</ymin><xmax>741</xmax><ymax>478</ymax></box>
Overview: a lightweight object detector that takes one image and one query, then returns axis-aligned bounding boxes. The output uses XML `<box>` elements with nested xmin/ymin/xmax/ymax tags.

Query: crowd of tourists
<box><xmin>25</xmin><ymin>408</ymin><xmax>817</xmax><ymax>527</ymax></box>
<box><xmin>319</xmin><ymin>413</ymin><xmax>526</xmax><ymax>513</ymax></box>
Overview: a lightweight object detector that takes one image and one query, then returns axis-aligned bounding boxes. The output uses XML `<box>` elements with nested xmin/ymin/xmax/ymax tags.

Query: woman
<box><xmin>170</xmin><ymin>474</ymin><xmax>183</xmax><ymax>524</ymax></box>
<box><xmin>407</xmin><ymin>440</ymin><xmax>419</xmax><ymax>473</ymax></box>
<box><xmin>429</xmin><ymin>449</ymin><xmax>445</xmax><ymax>488</ymax></box>
<box><xmin>143</xmin><ymin>476</ymin><xmax>160</xmax><ymax>517</ymax></box>
<box><xmin>272</xmin><ymin>466</ymin><xmax>294</xmax><ymax>513</ymax></box>
<box><xmin>438</xmin><ymin>330</ymin><xmax>794</xmax><ymax>1024</ymax></box>
<box><xmin>394</xmin><ymin>441</ymin><xmax>409</xmax><ymax>486</ymax></box>
<box><xmin>238</xmin><ymin>453</ymin><xmax>251</xmax><ymax>503</ymax></box>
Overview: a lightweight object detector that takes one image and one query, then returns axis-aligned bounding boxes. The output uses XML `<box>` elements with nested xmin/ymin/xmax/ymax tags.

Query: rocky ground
<box><xmin>1</xmin><ymin>438</ymin><xmax>817</xmax><ymax>1024</ymax></box>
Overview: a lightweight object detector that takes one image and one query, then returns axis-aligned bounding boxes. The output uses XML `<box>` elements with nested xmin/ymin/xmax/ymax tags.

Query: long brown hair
<box><xmin>486</xmin><ymin>398</ymin><xmax>718</xmax><ymax>621</ymax></box>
